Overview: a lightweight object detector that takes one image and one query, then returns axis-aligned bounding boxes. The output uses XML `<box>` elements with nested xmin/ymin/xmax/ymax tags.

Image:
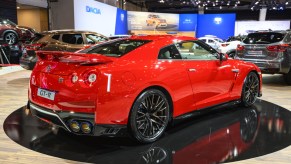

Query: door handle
<box><xmin>188</xmin><ymin>68</ymin><xmax>196</xmax><ymax>72</ymax></box>
<box><xmin>232</xmin><ymin>69</ymin><xmax>239</xmax><ymax>73</ymax></box>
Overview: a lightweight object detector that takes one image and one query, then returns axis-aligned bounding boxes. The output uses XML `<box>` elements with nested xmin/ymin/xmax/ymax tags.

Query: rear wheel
<box><xmin>129</xmin><ymin>89</ymin><xmax>170</xmax><ymax>143</ymax></box>
<box><xmin>241</xmin><ymin>72</ymin><xmax>259</xmax><ymax>107</ymax></box>
<box><xmin>283</xmin><ymin>69</ymin><xmax>291</xmax><ymax>85</ymax></box>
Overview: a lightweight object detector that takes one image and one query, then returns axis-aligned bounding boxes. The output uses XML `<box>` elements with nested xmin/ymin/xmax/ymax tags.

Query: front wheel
<box><xmin>4</xmin><ymin>32</ymin><xmax>18</xmax><ymax>45</ymax></box>
<box><xmin>129</xmin><ymin>89</ymin><xmax>170</xmax><ymax>143</ymax></box>
<box><xmin>241</xmin><ymin>72</ymin><xmax>259</xmax><ymax>107</ymax></box>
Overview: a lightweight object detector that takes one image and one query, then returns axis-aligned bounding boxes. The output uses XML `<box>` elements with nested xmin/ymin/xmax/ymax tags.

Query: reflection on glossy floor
<box><xmin>1</xmin><ymin>70</ymin><xmax>291</xmax><ymax>164</ymax></box>
<box><xmin>3</xmin><ymin>100</ymin><xmax>291</xmax><ymax>164</ymax></box>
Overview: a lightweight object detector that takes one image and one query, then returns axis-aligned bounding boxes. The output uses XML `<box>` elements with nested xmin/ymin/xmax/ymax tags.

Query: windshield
<box><xmin>0</xmin><ymin>18</ymin><xmax>17</xmax><ymax>26</ymax></box>
<box><xmin>214</xmin><ymin>38</ymin><xmax>224</xmax><ymax>43</ymax></box>
<box><xmin>243</xmin><ymin>32</ymin><xmax>285</xmax><ymax>44</ymax></box>
<box><xmin>83</xmin><ymin>39</ymin><xmax>151</xmax><ymax>57</ymax></box>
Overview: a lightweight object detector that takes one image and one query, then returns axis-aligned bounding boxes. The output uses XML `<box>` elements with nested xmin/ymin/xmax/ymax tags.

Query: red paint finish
<box><xmin>29</xmin><ymin>35</ymin><xmax>262</xmax><ymax>125</ymax></box>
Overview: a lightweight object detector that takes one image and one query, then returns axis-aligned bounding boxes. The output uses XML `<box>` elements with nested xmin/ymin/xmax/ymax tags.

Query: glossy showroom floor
<box><xmin>1</xmin><ymin>70</ymin><xmax>291</xmax><ymax>164</ymax></box>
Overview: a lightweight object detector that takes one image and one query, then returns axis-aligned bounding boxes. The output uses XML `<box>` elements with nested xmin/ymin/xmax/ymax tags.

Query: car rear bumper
<box><xmin>236</xmin><ymin>58</ymin><xmax>290</xmax><ymax>74</ymax></box>
<box><xmin>28</xmin><ymin>101</ymin><xmax>127</xmax><ymax>137</ymax></box>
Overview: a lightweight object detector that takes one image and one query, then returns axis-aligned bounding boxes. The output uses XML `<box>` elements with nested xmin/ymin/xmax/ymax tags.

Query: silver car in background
<box><xmin>235</xmin><ymin>31</ymin><xmax>291</xmax><ymax>85</ymax></box>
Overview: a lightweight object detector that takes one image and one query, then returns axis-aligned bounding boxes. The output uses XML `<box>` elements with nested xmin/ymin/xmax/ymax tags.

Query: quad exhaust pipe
<box><xmin>68</xmin><ymin>120</ymin><xmax>93</xmax><ymax>134</ymax></box>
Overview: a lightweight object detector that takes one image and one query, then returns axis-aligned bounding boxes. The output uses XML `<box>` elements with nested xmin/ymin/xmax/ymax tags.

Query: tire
<box><xmin>241</xmin><ymin>72</ymin><xmax>260</xmax><ymax>107</ymax></box>
<box><xmin>129</xmin><ymin>89</ymin><xmax>170</xmax><ymax>143</ymax></box>
<box><xmin>283</xmin><ymin>69</ymin><xmax>291</xmax><ymax>85</ymax></box>
<box><xmin>228</xmin><ymin>52</ymin><xmax>235</xmax><ymax>58</ymax></box>
<box><xmin>4</xmin><ymin>32</ymin><xmax>18</xmax><ymax>45</ymax></box>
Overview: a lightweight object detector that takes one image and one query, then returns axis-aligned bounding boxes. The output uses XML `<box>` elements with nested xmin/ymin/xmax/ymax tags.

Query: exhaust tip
<box><xmin>81</xmin><ymin>122</ymin><xmax>92</xmax><ymax>134</ymax></box>
<box><xmin>69</xmin><ymin>120</ymin><xmax>80</xmax><ymax>133</ymax></box>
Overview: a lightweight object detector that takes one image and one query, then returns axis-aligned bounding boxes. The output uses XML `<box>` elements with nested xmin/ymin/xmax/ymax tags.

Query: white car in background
<box><xmin>218</xmin><ymin>36</ymin><xmax>245</xmax><ymax>58</ymax></box>
<box><xmin>198</xmin><ymin>35</ymin><xmax>224</xmax><ymax>50</ymax></box>
<box><xmin>218</xmin><ymin>40</ymin><xmax>241</xmax><ymax>57</ymax></box>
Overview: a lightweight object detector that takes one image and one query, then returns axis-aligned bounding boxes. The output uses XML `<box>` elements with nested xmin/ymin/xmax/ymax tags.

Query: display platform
<box><xmin>4</xmin><ymin>99</ymin><xmax>291</xmax><ymax>163</ymax></box>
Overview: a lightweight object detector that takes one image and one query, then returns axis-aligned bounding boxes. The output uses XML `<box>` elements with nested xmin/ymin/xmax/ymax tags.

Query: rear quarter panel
<box><xmin>95</xmin><ymin>40</ymin><xmax>194</xmax><ymax>124</ymax></box>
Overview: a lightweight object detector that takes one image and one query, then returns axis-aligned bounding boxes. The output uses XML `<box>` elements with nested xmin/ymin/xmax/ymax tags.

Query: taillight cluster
<box><xmin>266</xmin><ymin>44</ymin><xmax>289</xmax><ymax>52</ymax></box>
<box><xmin>221</xmin><ymin>43</ymin><xmax>229</xmax><ymax>47</ymax></box>
<box><xmin>71</xmin><ymin>72</ymin><xmax>97</xmax><ymax>86</ymax></box>
<box><xmin>26</xmin><ymin>43</ymin><xmax>47</xmax><ymax>51</ymax></box>
<box><xmin>236</xmin><ymin>44</ymin><xmax>245</xmax><ymax>51</ymax></box>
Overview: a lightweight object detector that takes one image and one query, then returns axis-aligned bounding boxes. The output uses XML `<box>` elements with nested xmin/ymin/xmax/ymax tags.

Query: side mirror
<box><xmin>219</xmin><ymin>53</ymin><xmax>228</xmax><ymax>63</ymax></box>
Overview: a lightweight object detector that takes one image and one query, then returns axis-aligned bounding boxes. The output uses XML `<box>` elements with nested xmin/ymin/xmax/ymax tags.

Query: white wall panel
<box><xmin>74</xmin><ymin>0</ymin><xmax>117</xmax><ymax>36</ymax></box>
<box><xmin>235</xmin><ymin>21</ymin><xmax>290</xmax><ymax>36</ymax></box>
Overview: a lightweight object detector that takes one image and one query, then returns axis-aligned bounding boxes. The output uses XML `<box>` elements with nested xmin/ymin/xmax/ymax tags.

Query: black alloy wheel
<box><xmin>241</xmin><ymin>72</ymin><xmax>259</xmax><ymax>107</ymax></box>
<box><xmin>129</xmin><ymin>89</ymin><xmax>170</xmax><ymax>143</ymax></box>
<box><xmin>4</xmin><ymin>32</ymin><xmax>18</xmax><ymax>45</ymax></box>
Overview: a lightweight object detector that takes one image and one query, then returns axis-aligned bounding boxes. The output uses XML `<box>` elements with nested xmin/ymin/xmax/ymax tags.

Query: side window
<box><xmin>284</xmin><ymin>33</ymin><xmax>291</xmax><ymax>42</ymax></box>
<box><xmin>62</xmin><ymin>34</ymin><xmax>83</xmax><ymax>44</ymax></box>
<box><xmin>158</xmin><ymin>45</ymin><xmax>182</xmax><ymax>59</ymax></box>
<box><xmin>200</xmin><ymin>39</ymin><xmax>206</xmax><ymax>43</ymax></box>
<box><xmin>85</xmin><ymin>34</ymin><xmax>108</xmax><ymax>44</ymax></box>
<box><xmin>51</xmin><ymin>34</ymin><xmax>60</xmax><ymax>41</ymax></box>
<box><xmin>175</xmin><ymin>41</ymin><xmax>218</xmax><ymax>60</ymax></box>
<box><xmin>208</xmin><ymin>39</ymin><xmax>215</xmax><ymax>43</ymax></box>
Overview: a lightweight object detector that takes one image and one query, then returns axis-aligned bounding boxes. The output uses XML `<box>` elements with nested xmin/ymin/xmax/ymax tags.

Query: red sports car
<box><xmin>27</xmin><ymin>35</ymin><xmax>262</xmax><ymax>143</ymax></box>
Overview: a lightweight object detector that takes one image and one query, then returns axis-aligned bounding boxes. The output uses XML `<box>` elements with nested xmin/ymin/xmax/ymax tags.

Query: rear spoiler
<box><xmin>36</xmin><ymin>51</ymin><xmax>113</xmax><ymax>65</ymax></box>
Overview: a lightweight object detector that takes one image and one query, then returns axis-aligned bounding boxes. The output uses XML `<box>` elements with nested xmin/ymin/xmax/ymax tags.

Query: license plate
<box><xmin>248</xmin><ymin>51</ymin><xmax>263</xmax><ymax>55</ymax></box>
<box><xmin>37</xmin><ymin>88</ymin><xmax>55</xmax><ymax>100</ymax></box>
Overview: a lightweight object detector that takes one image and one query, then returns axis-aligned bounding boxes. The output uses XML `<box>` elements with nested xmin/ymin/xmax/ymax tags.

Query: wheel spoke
<box><xmin>151</xmin><ymin>118</ymin><xmax>165</xmax><ymax>126</ymax></box>
<box><xmin>137</xmin><ymin>115</ymin><xmax>145</xmax><ymax>120</ymax></box>
<box><xmin>151</xmin><ymin>94</ymin><xmax>155</xmax><ymax>109</ymax></box>
<box><xmin>154</xmin><ymin>106</ymin><xmax>166</xmax><ymax>114</ymax></box>
<box><xmin>138</xmin><ymin>122</ymin><xmax>145</xmax><ymax>129</ymax></box>
<box><xmin>141</xmin><ymin>102</ymin><xmax>148</xmax><ymax>109</ymax></box>
<box><xmin>152</xmin><ymin>114</ymin><xmax>166</xmax><ymax>124</ymax></box>
<box><xmin>154</xmin><ymin>99</ymin><xmax>164</xmax><ymax>110</ymax></box>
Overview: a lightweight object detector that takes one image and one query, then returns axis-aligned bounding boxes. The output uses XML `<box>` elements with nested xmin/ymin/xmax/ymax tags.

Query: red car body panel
<box><xmin>28</xmin><ymin>35</ymin><xmax>262</xmax><ymax>126</ymax></box>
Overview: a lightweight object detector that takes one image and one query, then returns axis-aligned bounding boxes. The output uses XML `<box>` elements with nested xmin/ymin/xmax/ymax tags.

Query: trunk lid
<box><xmin>35</xmin><ymin>51</ymin><xmax>113</xmax><ymax>75</ymax></box>
<box><xmin>237</xmin><ymin>32</ymin><xmax>286</xmax><ymax>60</ymax></box>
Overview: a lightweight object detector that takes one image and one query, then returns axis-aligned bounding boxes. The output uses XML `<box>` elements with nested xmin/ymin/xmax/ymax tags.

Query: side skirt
<box><xmin>173</xmin><ymin>99</ymin><xmax>241</xmax><ymax>123</ymax></box>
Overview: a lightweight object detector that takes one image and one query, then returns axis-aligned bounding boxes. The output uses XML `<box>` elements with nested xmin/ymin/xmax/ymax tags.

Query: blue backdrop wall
<box><xmin>196</xmin><ymin>14</ymin><xmax>236</xmax><ymax>40</ymax></box>
<box><xmin>179</xmin><ymin>14</ymin><xmax>198</xmax><ymax>31</ymax></box>
<box><xmin>115</xmin><ymin>8</ymin><xmax>128</xmax><ymax>35</ymax></box>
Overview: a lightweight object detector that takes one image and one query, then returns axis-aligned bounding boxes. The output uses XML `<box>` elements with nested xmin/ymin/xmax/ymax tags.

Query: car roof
<box><xmin>129</xmin><ymin>35</ymin><xmax>196</xmax><ymax>41</ymax></box>
<box><xmin>249</xmin><ymin>31</ymin><xmax>288</xmax><ymax>34</ymax></box>
<box><xmin>40</xmin><ymin>29</ymin><xmax>104</xmax><ymax>35</ymax></box>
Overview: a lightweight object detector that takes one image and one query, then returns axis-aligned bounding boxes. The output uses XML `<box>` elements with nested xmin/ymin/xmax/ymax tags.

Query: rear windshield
<box><xmin>30</xmin><ymin>34</ymin><xmax>45</xmax><ymax>43</ymax></box>
<box><xmin>243</xmin><ymin>32</ymin><xmax>285</xmax><ymax>44</ymax></box>
<box><xmin>84</xmin><ymin>39</ymin><xmax>151</xmax><ymax>57</ymax></box>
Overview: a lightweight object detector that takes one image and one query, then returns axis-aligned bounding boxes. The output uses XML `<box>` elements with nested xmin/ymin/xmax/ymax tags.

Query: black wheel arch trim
<box><xmin>3</xmin><ymin>30</ymin><xmax>19</xmax><ymax>38</ymax></box>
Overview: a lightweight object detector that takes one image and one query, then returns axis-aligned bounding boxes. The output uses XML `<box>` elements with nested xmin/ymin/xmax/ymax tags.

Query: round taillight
<box><xmin>71</xmin><ymin>75</ymin><xmax>78</xmax><ymax>83</ymax></box>
<box><xmin>88</xmin><ymin>73</ymin><xmax>97</xmax><ymax>83</ymax></box>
